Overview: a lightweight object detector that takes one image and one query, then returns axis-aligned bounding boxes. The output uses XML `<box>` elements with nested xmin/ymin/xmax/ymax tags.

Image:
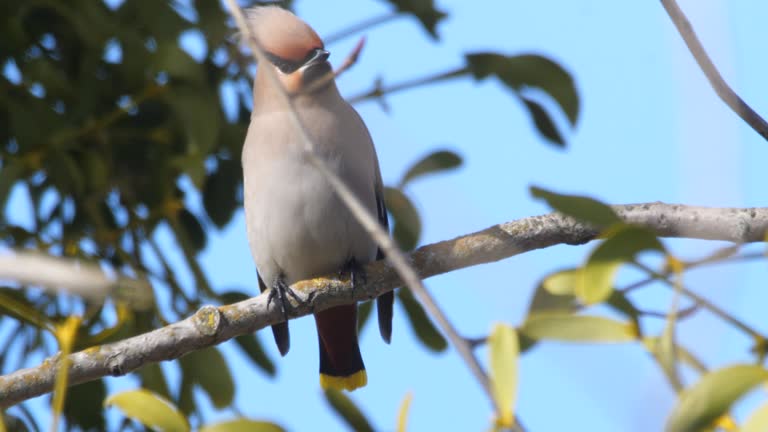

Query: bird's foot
<box><xmin>267</xmin><ymin>276</ymin><xmax>315</xmax><ymax>320</ymax></box>
<box><xmin>339</xmin><ymin>258</ymin><xmax>367</xmax><ymax>294</ymax></box>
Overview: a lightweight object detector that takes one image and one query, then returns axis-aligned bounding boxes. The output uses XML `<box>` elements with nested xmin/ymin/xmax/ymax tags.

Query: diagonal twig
<box><xmin>660</xmin><ymin>0</ymin><xmax>768</xmax><ymax>141</ymax></box>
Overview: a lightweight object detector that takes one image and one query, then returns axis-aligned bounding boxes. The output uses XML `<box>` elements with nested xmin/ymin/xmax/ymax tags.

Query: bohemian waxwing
<box><xmin>241</xmin><ymin>6</ymin><xmax>393</xmax><ymax>391</ymax></box>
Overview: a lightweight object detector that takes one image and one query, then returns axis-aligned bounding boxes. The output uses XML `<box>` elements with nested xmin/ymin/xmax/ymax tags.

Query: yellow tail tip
<box><xmin>320</xmin><ymin>370</ymin><xmax>367</xmax><ymax>391</ymax></box>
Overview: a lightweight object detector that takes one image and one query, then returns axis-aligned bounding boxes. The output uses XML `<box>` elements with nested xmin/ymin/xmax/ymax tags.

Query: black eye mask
<box><xmin>264</xmin><ymin>48</ymin><xmax>325</xmax><ymax>74</ymax></box>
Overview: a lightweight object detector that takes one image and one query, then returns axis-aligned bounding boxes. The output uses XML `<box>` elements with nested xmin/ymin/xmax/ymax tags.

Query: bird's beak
<box><xmin>306</xmin><ymin>49</ymin><xmax>330</xmax><ymax>67</ymax></box>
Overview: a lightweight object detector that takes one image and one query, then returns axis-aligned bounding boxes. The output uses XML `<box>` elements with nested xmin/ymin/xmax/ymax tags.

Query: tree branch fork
<box><xmin>1</xmin><ymin>202</ymin><xmax>767</xmax><ymax>407</ymax></box>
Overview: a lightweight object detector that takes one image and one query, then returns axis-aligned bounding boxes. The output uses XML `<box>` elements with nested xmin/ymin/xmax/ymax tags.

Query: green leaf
<box><xmin>117</xmin><ymin>0</ymin><xmax>190</xmax><ymax>42</ymax></box>
<box><xmin>0</xmin><ymin>163</ymin><xmax>24</xmax><ymax>214</ymax></box>
<box><xmin>541</xmin><ymin>268</ymin><xmax>578</xmax><ymax>296</ymax></box>
<box><xmin>180</xmin><ymin>347</ymin><xmax>235</xmax><ymax>409</ymax></box>
<box><xmin>64</xmin><ymin>378</ymin><xmax>106</xmax><ymax>431</ymax></box>
<box><xmin>46</xmin><ymin>152</ymin><xmax>86</xmax><ymax>197</ymax></box>
<box><xmin>219</xmin><ymin>291</ymin><xmax>276</xmax><ymax>375</ymax></box>
<box><xmin>576</xmin><ymin>225</ymin><xmax>664</xmax><ymax>304</ymax></box>
<box><xmin>400</xmin><ymin>150</ymin><xmax>462</xmax><ymax>186</ymax></box>
<box><xmin>666</xmin><ymin>365</ymin><xmax>768</xmax><ymax>432</ymax></box>
<box><xmin>194</xmin><ymin>0</ymin><xmax>229</xmax><ymax>48</ymax></box>
<box><xmin>357</xmin><ymin>299</ymin><xmax>374</xmax><ymax>334</ymax></box>
<box><xmin>742</xmin><ymin>402</ymin><xmax>768</xmax><ymax>432</ymax></box>
<box><xmin>643</xmin><ymin>338</ymin><xmax>707</xmax><ymax>375</ymax></box>
<box><xmin>527</xmin><ymin>271</ymin><xmax>579</xmax><ymax>316</ymax></box>
<box><xmin>234</xmin><ymin>334</ymin><xmax>276</xmax><ymax>377</ymax></box>
<box><xmin>530</xmin><ymin>186</ymin><xmax>621</xmax><ymax>227</ymax></box>
<box><xmin>166</xmin><ymin>85</ymin><xmax>220</xmax><ymax>155</ymax></box>
<box><xmin>466</xmin><ymin>53</ymin><xmax>579</xmax><ymax>126</ymax></box>
<box><xmin>383</xmin><ymin>0</ymin><xmax>447</xmax><ymax>39</ymax></box>
<box><xmin>203</xmin><ymin>157</ymin><xmax>242</xmax><ymax>228</ymax></box>
<box><xmin>177</xmin><ymin>208</ymin><xmax>207</xmax><ymax>252</ymax></box>
<box><xmin>8</xmin><ymin>98</ymin><xmax>67</xmax><ymax>152</ymax></box>
<box><xmin>139</xmin><ymin>363</ymin><xmax>172</xmax><ymax>400</ymax></box>
<box><xmin>153</xmin><ymin>43</ymin><xmax>202</xmax><ymax>83</ymax></box>
<box><xmin>384</xmin><ymin>187</ymin><xmax>421</xmax><ymax>251</ymax></box>
<box><xmin>200</xmin><ymin>419</ymin><xmax>286</xmax><ymax>432</ymax></box>
<box><xmin>105</xmin><ymin>388</ymin><xmax>189</xmax><ymax>432</ymax></box>
<box><xmin>520</xmin><ymin>315</ymin><xmax>637</xmax><ymax>343</ymax></box>
<box><xmin>520</xmin><ymin>96</ymin><xmax>565</xmax><ymax>148</ymax></box>
<box><xmin>605</xmin><ymin>290</ymin><xmax>642</xmax><ymax>330</ymax></box>
<box><xmin>398</xmin><ymin>288</ymin><xmax>447</xmax><ymax>352</ymax></box>
<box><xmin>488</xmin><ymin>324</ymin><xmax>519</xmax><ymax>429</ymax></box>
<box><xmin>324</xmin><ymin>389</ymin><xmax>375</xmax><ymax>432</ymax></box>
<box><xmin>83</xmin><ymin>152</ymin><xmax>109</xmax><ymax>194</ymax></box>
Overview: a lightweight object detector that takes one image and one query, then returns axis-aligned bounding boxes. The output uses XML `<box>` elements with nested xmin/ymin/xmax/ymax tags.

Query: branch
<box><xmin>660</xmin><ymin>0</ymin><xmax>768</xmax><ymax>141</ymax></box>
<box><xmin>0</xmin><ymin>252</ymin><xmax>150</xmax><ymax>305</ymax></box>
<box><xmin>324</xmin><ymin>12</ymin><xmax>400</xmax><ymax>44</ymax></box>
<box><xmin>347</xmin><ymin>66</ymin><xmax>469</xmax><ymax>106</ymax></box>
<box><xmin>1</xmin><ymin>203</ymin><xmax>767</xmax><ymax>407</ymax></box>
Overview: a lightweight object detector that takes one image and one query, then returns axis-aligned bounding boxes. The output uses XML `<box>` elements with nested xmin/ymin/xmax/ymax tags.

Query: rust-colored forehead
<box><xmin>247</xmin><ymin>6</ymin><xmax>324</xmax><ymax>62</ymax></box>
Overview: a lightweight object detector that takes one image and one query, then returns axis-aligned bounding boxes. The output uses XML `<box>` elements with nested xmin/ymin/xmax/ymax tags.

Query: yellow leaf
<box><xmin>51</xmin><ymin>315</ymin><xmax>82</xmax><ymax>431</ymax></box>
<box><xmin>199</xmin><ymin>419</ymin><xmax>285</xmax><ymax>432</ymax></box>
<box><xmin>396</xmin><ymin>392</ymin><xmax>413</xmax><ymax>432</ymax></box>
<box><xmin>105</xmin><ymin>389</ymin><xmax>190</xmax><ymax>432</ymax></box>
<box><xmin>742</xmin><ymin>402</ymin><xmax>768</xmax><ymax>432</ymax></box>
<box><xmin>666</xmin><ymin>365</ymin><xmax>768</xmax><ymax>432</ymax></box>
<box><xmin>488</xmin><ymin>323</ymin><xmax>519</xmax><ymax>428</ymax></box>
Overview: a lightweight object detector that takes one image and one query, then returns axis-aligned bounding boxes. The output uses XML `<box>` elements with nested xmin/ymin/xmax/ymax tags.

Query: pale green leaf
<box><xmin>488</xmin><ymin>324</ymin><xmax>519</xmax><ymax>429</ymax></box>
<box><xmin>741</xmin><ymin>402</ymin><xmax>768</xmax><ymax>432</ymax></box>
<box><xmin>184</xmin><ymin>347</ymin><xmax>235</xmax><ymax>409</ymax></box>
<box><xmin>465</xmin><ymin>53</ymin><xmax>579</xmax><ymax>125</ymax></box>
<box><xmin>105</xmin><ymin>389</ymin><xmax>189</xmax><ymax>432</ymax></box>
<box><xmin>576</xmin><ymin>225</ymin><xmax>665</xmax><ymax>304</ymax></box>
<box><xmin>530</xmin><ymin>186</ymin><xmax>620</xmax><ymax>228</ymax></box>
<box><xmin>666</xmin><ymin>364</ymin><xmax>768</xmax><ymax>432</ymax></box>
<box><xmin>400</xmin><ymin>150</ymin><xmax>462</xmax><ymax>186</ymax></box>
<box><xmin>521</xmin><ymin>315</ymin><xmax>637</xmax><ymax>343</ymax></box>
<box><xmin>542</xmin><ymin>268</ymin><xmax>578</xmax><ymax>296</ymax></box>
<box><xmin>324</xmin><ymin>389</ymin><xmax>374</xmax><ymax>432</ymax></box>
<box><xmin>199</xmin><ymin>419</ymin><xmax>286</xmax><ymax>432</ymax></box>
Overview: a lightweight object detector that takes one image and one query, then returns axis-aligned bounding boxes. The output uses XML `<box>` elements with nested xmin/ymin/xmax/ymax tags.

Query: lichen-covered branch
<box><xmin>0</xmin><ymin>203</ymin><xmax>766</xmax><ymax>407</ymax></box>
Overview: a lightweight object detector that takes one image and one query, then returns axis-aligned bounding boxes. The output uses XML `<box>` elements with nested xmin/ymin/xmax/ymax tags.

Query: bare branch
<box><xmin>660</xmin><ymin>0</ymin><xmax>768</xmax><ymax>141</ymax></box>
<box><xmin>0</xmin><ymin>251</ymin><xmax>150</xmax><ymax>305</ymax></box>
<box><xmin>347</xmin><ymin>66</ymin><xmax>469</xmax><ymax>106</ymax></box>
<box><xmin>324</xmin><ymin>12</ymin><xmax>400</xmax><ymax>44</ymax></box>
<box><xmin>1</xmin><ymin>203</ymin><xmax>767</xmax><ymax>407</ymax></box>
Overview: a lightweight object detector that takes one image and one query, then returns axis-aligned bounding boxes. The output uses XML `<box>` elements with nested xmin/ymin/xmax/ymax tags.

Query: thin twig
<box><xmin>639</xmin><ymin>304</ymin><xmax>699</xmax><ymax>319</ymax></box>
<box><xmin>324</xmin><ymin>12</ymin><xmax>400</xmax><ymax>44</ymax></box>
<box><xmin>224</xmin><ymin>1</ymin><xmax>500</xmax><ymax>413</ymax></box>
<box><xmin>660</xmin><ymin>0</ymin><xmax>768</xmax><ymax>141</ymax></box>
<box><xmin>634</xmin><ymin>262</ymin><xmax>765</xmax><ymax>340</ymax></box>
<box><xmin>347</xmin><ymin>66</ymin><xmax>470</xmax><ymax>105</ymax></box>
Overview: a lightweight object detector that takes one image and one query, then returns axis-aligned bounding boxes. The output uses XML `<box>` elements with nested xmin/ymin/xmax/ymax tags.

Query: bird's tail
<box><xmin>314</xmin><ymin>304</ymin><xmax>367</xmax><ymax>391</ymax></box>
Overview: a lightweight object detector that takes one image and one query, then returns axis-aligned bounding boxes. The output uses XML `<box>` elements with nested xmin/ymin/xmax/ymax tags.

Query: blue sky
<box><xmin>8</xmin><ymin>0</ymin><xmax>768</xmax><ymax>430</ymax></box>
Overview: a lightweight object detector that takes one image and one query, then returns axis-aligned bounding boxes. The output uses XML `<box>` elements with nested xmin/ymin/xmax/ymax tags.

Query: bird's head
<box><xmin>247</xmin><ymin>6</ymin><xmax>332</xmax><ymax>94</ymax></box>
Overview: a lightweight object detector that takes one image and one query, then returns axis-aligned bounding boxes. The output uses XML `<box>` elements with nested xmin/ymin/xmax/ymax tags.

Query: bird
<box><xmin>241</xmin><ymin>5</ymin><xmax>393</xmax><ymax>392</ymax></box>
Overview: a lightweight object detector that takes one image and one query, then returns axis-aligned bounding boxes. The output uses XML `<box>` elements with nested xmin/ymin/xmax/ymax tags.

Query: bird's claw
<box><xmin>268</xmin><ymin>277</ymin><xmax>314</xmax><ymax>319</ymax></box>
<box><xmin>340</xmin><ymin>258</ymin><xmax>367</xmax><ymax>293</ymax></box>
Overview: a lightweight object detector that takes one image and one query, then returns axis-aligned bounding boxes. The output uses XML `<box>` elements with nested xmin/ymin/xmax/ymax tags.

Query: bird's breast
<box><xmin>242</xmin><ymin>111</ymin><xmax>377</xmax><ymax>284</ymax></box>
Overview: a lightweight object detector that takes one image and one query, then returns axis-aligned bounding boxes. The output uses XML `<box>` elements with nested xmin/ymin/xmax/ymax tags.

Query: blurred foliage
<box><xmin>0</xmin><ymin>0</ymin><xmax>584</xmax><ymax>430</ymax></box>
